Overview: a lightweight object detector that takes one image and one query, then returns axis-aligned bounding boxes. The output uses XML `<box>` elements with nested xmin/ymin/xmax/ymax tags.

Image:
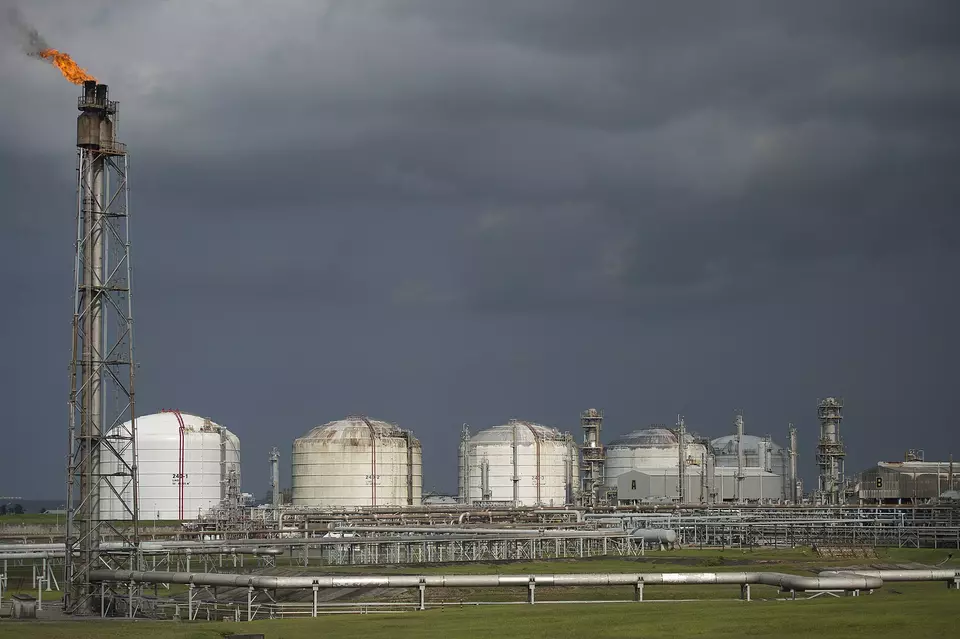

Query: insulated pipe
<box><xmin>818</xmin><ymin>569</ymin><xmax>960</xmax><ymax>582</ymax></box>
<box><xmin>331</xmin><ymin>526</ymin><xmax>622</xmax><ymax>537</ymax></box>
<box><xmin>0</xmin><ymin>552</ymin><xmax>59</xmax><ymax>560</ymax></box>
<box><xmin>705</xmin><ymin>449</ymin><xmax>716</xmax><ymax>505</ymax></box>
<box><xmin>735</xmin><ymin>413</ymin><xmax>745</xmax><ymax>503</ymax></box>
<box><xmin>629</xmin><ymin>529</ymin><xmax>678</xmax><ymax>544</ymax></box>
<box><xmin>360</xmin><ymin>417</ymin><xmax>377</xmax><ymax>507</ymax></box>
<box><xmin>269</xmin><ymin>447</ymin><xmax>280</xmax><ymax>509</ymax></box>
<box><xmin>0</xmin><ymin>547</ymin><xmax>284</xmax><ymax>559</ymax></box>
<box><xmin>88</xmin><ymin>569</ymin><xmax>882</xmax><ymax>592</ymax></box>
<box><xmin>161</xmin><ymin>409</ymin><xmax>188</xmax><ymax>520</ymax></box>
<box><xmin>512</xmin><ymin>422</ymin><xmax>520</xmax><ymax>505</ymax></box>
<box><xmin>458</xmin><ymin>425</ymin><xmax>470</xmax><ymax>504</ymax></box>
<box><xmin>533</xmin><ymin>509</ymin><xmax>583</xmax><ymax>523</ymax></box>
<box><xmin>218</xmin><ymin>547</ymin><xmax>285</xmax><ymax>557</ymax></box>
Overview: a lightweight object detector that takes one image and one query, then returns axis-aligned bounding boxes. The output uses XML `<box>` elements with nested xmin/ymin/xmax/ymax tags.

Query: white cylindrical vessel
<box><xmin>605</xmin><ymin>427</ymin><xmax>709</xmax><ymax>489</ymax></box>
<box><xmin>291</xmin><ymin>416</ymin><xmax>422</xmax><ymax>508</ymax></box>
<box><xmin>461</xmin><ymin>419</ymin><xmax>574</xmax><ymax>507</ymax></box>
<box><xmin>99</xmin><ymin>411</ymin><xmax>241</xmax><ymax>521</ymax></box>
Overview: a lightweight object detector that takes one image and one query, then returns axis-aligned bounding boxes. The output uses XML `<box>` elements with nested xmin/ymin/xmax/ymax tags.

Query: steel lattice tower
<box><xmin>64</xmin><ymin>80</ymin><xmax>140</xmax><ymax>614</ymax></box>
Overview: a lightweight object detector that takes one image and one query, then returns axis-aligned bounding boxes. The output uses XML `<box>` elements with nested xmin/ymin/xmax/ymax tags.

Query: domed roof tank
<box><xmin>711</xmin><ymin>434</ymin><xmax>788</xmax><ymax>476</ymax></box>
<box><xmin>98</xmin><ymin>410</ymin><xmax>241</xmax><ymax>521</ymax></box>
<box><xmin>460</xmin><ymin>419</ymin><xmax>576</xmax><ymax>507</ymax></box>
<box><xmin>605</xmin><ymin>426</ymin><xmax>709</xmax><ymax>488</ymax></box>
<box><xmin>292</xmin><ymin>416</ymin><xmax>422</xmax><ymax>508</ymax></box>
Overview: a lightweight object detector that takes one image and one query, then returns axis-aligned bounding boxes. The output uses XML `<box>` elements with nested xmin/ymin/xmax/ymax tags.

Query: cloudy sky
<box><xmin>1</xmin><ymin>1</ymin><xmax>958</xmax><ymax>500</ymax></box>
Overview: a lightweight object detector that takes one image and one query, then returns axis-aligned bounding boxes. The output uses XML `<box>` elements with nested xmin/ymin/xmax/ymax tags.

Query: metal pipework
<box><xmin>0</xmin><ymin>546</ymin><xmax>283</xmax><ymax>559</ymax></box>
<box><xmin>0</xmin><ymin>552</ymin><xmax>59</xmax><ymax>560</ymax></box>
<box><xmin>735</xmin><ymin>411</ymin><xmax>745</xmax><ymax>503</ymax></box>
<box><xmin>533</xmin><ymin>509</ymin><xmax>584</xmax><ymax>523</ymax></box>
<box><xmin>88</xmin><ymin>569</ymin><xmax>882</xmax><ymax>593</ymax></box>
<box><xmin>818</xmin><ymin>569</ymin><xmax>960</xmax><ymax>582</ymax></box>
<box><xmin>676</xmin><ymin>416</ymin><xmax>686</xmax><ymax>504</ymax></box>
<box><xmin>579</xmin><ymin>408</ymin><xmax>605</xmax><ymax>507</ymax></box>
<box><xmin>458</xmin><ymin>425</ymin><xmax>470</xmax><ymax>503</ymax></box>
<box><xmin>511</xmin><ymin>421</ymin><xmax>520</xmax><ymax>505</ymax></box>
<box><xmin>629</xmin><ymin>529</ymin><xmax>678</xmax><ymax>544</ymax></box>
<box><xmin>269</xmin><ymin>447</ymin><xmax>280</xmax><ymax>510</ymax></box>
<box><xmin>788</xmin><ymin>423</ymin><xmax>798</xmax><ymax>503</ymax></box>
<box><xmin>331</xmin><ymin>525</ymin><xmax>621</xmax><ymax>537</ymax></box>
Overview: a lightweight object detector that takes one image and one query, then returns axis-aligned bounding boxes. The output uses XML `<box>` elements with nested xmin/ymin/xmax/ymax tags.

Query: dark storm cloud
<box><xmin>1</xmin><ymin>1</ymin><xmax>958</xmax><ymax>497</ymax></box>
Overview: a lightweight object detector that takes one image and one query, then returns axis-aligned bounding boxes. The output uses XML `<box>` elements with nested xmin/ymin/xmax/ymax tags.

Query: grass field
<box><xmin>0</xmin><ymin>514</ymin><xmax>61</xmax><ymax>526</ymax></box>
<box><xmin>1</xmin><ymin>548</ymin><xmax>957</xmax><ymax>637</ymax></box>
<box><xmin>0</xmin><ymin>589</ymin><xmax>956</xmax><ymax>638</ymax></box>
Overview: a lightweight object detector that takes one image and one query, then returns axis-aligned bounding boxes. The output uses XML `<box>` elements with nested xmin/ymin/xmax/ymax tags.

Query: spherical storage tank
<box><xmin>604</xmin><ymin>426</ymin><xmax>708</xmax><ymax>488</ymax></box>
<box><xmin>460</xmin><ymin>420</ymin><xmax>577</xmax><ymax>506</ymax></box>
<box><xmin>292</xmin><ymin>416</ymin><xmax>422</xmax><ymax>508</ymax></box>
<box><xmin>99</xmin><ymin>411</ymin><xmax>241</xmax><ymax>521</ymax></box>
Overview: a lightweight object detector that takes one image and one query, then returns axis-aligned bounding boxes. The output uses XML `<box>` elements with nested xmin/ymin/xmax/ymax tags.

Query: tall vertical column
<box><xmin>458</xmin><ymin>425</ymin><xmax>470</xmax><ymax>503</ymax></box>
<box><xmin>676</xmin><ymin>416</ymin><xmax>686</xmax><ymax>504</ymax></box>
<box><xmin>269</xmin><ymin>448</ymin><xmax>280</xmax><ymax>509</ymax></box>
<box><xmin>788</xmin><ymin>423</ymin><xmax>798</xmax><ymax>503</ymax></box>
<box><xmin>816</xmin><ymin>397</ymin><xmax>845</xmax><ymax>505</ymax></box>
<box><xmin>734</xmin><ymin>411</ymin><xmax>745</xmax><ymax>503</ymax></box>
<box><xmin>579</xmin><ymin>408</ymin><xmax>604</xmax><ymax>507</ymax></box>
<box><xmin>66</xmin><ymin>81</ymin><xmax>139</xmax><ymax>614</ymax></box>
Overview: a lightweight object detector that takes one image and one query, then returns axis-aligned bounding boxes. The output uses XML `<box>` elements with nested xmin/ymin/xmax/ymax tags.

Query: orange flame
<box><xmin>38</xmin><ymin>48</ymin><xmax>96</xmax><ymax>84</ymax></box>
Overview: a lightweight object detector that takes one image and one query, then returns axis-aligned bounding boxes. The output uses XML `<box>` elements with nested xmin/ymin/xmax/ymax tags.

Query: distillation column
<box><xmin>816</xmin><ymin>397</ymin><xmax>846</xmax><ymax>505</ymax></box>
<box><xmin>458</xmin><ymin>425</ymin><xmax>470</xmax><ymax>504</ymax></box>
<box><xmin>579</xmin><ymin>408</ymin><xmax>605</xmax><ymax>507</ymax></box>
<box><xmin>676</xmin><ymin>416</ymin><xmax>686</xmax><ymax>504</ymax></box>
<box><xmin>269</xmin><ymin>447</ymin><xmax>280</xmax><ymax>510</ymax></box>
<box><xmin>788</xmin><ymin>423</ymin><xmax>799</xmax><ymax>503</ymax></box>
<box><xmin>734</xmin><ymin>411</ymin><xmax>745</xmax><ymax>503</ymax></box>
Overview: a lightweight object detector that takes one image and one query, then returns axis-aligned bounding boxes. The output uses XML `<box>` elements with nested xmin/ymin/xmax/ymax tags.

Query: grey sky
<box><xmin>1</xmin><ymin>1</ymin><xmax>958</xmax><ymax>499</ymax></box>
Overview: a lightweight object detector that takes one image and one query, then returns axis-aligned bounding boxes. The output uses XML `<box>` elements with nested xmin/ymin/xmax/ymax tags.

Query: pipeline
<box><xmin>818</xmin><ymin>569</ymin><xmax>960</xmax><ymax>582</ymax></box>
<box><xmin>520</xmin><ymin>422</ymin><xmax>542</xmax><ymax>505</ymax></box>
<box><xmin>88</xmin><ymin>569</ymin><xmax>881</xmax><ymax>592</ymax></box>
<box><xmin>533</xmin><ymin>509</ymin><xmax>584</xmax><ymax>523</ymax></box>
<box><xmin>0</xmin><ymin>543</ymin><xmax>283</xmax><ymax>557</ymax></box>
<box><xmin>0</xmin><ymin>552</ymin><xmax>58</xmax><ymax>560</ymax></box>
<box><xmin>629</xmin><ymin>529</ymin><xmax>678</xmax><ymax>544</ymax></box>
<box><xmin>330</xmin><ymin>525</ymin><xmax>623</xmax><ymax>537</ymax></box>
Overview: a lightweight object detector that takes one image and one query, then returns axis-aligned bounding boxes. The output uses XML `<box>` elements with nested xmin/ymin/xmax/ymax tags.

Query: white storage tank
<box><xmin>291</xmin><ymin>416</ymin><xmax>422</xmax><ymax>508</ymax></box>
<box><xmin>460</xmin><ymin>419</ymin><xmax>577</xmax><ymax>507</ymax></box>
<box><xmin>605</xmin><ymin>426</ymin><xmax>709</xmax><ymax>489</ymax></box>
<box><xmin>711</xmin><ymin>434</ymin><xmax>789</xmax><ymax>501</ymax></box>
<box><xmin>98</xmin><ymin>410</ymin><xmax>241</xmax><ymax>521</ymax></box>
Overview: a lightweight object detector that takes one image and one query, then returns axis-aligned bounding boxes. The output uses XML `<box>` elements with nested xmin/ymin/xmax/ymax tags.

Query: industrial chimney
<box><xmin>65</xmin><ymin>81</ymin><xmax>138</xmax><ymax>614</ymax></box>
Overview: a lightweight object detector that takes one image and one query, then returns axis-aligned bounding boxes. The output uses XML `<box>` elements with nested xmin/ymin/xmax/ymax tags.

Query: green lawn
<box><xmin>0</xmin><ymin>514</ymin><xmax>61</xmax><ymax>526</ymax></box>
<box><xmin>0</xmin><ymin>588</ymin><xmax>957</xmax><ymax>638</ymax></box>
<box><xmin>1</xmin><ymin>548</ymin><xmax>956</xmax><ymax>637</ymax></box>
